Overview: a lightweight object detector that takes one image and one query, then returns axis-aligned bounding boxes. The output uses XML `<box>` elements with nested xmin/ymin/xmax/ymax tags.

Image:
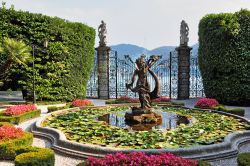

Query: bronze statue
<box><xmin>126</xmin><ymin>55</ymin><xmax>161</xmax><ymax>114</ymax></box>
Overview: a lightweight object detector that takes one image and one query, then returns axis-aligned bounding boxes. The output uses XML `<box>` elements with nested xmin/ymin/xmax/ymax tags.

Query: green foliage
<box><xmin>0</xmin><ymin>132</ymin><xmax>33</xmax><ymax>160</ymax></box>
<box><xmin>43</xmin><ymin>106</ymin><xmax>249</xmax><ymax>149</ymax></box>
<box><xmin>198</xmin><ymin>9</ymin><xmax>250</xmax><ymax>106</ymax></box>
<box><xmin>15</xmin><ymin>148</ymin><xmax>55</xmax><ymax>166</ymax></box>
<box><xmin>0</xmin><ymin>5</ymin><xmax>95</xmax><ymax>101</ymax></box>
<box><xmin>213</xmin><ymin>105</ymin><xmax>245</xmax><ymax>116</ymax></box>
<box><xmin>47</xmin><ymin>104</ymin><xmax>70</xmax><ymax>113</ymax></box>
<box><xmin>237</xmin><ymin>153</ymin><xmax>250</xmax><ymax>166</ymax></box>
<box><xmin>0</xmin><ymin>109</ymin><xmax>41</xmax><ymax>124</ymax></box>
<box><xmin>198</xmin><ymin>160</ymin><xmax>212</xmax><ymax>166</ymax></box>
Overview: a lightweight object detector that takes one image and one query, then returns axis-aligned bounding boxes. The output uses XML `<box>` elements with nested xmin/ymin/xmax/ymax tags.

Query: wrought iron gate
<box><xmin>86</xmin><ymin>50</ymin><xmax>204</xmax><ymax>99</ymax></box>
<box><xmin>108</xmin><ymin>51</ymin><xmax>178</xmax><ymax>99</ymax></box>
<box><xmin>86</xmin><ymin>51</ymin><xmax>98</xmax><ymax>98</ymax></box>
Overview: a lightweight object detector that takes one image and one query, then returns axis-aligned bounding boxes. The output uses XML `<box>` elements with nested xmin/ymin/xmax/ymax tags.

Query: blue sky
<box><xmin>3</xmin><ymin>0</ymin><xmax>250</xmax><ymax>49</ymax></box>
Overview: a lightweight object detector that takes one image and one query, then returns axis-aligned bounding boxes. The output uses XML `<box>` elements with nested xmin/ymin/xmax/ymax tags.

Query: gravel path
<box><xmin>0</xmin><ymin>98</ymin><xmax>250</xmax><ymax>166</ymax></box>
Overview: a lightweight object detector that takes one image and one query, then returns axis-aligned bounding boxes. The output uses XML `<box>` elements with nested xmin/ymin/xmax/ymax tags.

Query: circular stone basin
<box><xmin>97</xmin><ymin>109</ymin><xmax>192</xmax><ymax>131</ymax></box>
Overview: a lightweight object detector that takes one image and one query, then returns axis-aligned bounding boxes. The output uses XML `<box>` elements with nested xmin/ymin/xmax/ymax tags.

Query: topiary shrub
<box><xmin>198</xmin><ymin>9</ymin><xmax>250</xmax><ymax>106</ymax></box>
<box><xmin>15</xmin><ymin>148</ymin><xmax>55</xmax><ymax>166</ymax></box>
<box><xmin>237</xmin><ymin>153</ymin><xmax>250</xmax><ymax>166</ymax></box>
<box><xmin>0</xmin><ymin>131</ymin><xmax>33</xmax><ymax>160</ymax></box>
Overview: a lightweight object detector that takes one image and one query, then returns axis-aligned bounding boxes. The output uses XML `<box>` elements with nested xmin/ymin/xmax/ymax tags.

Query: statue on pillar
<box><xmin>180</xmin><ymin>20</ymin><xmax>189</xmax><ymax>46</ymax></box>
<box><xmin>98</xmin><ymin>20</ymin><xmax>107</xmax><ymax>47</ymax></box>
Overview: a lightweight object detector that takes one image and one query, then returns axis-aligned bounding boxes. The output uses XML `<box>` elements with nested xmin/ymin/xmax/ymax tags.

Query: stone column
<box><xmin>96</xmin><ymin>46</ymin><xmax>110</xmax><ymax>99</ymax></box>
<box><xmin>176</xmin><ymin>46</ymin><xmax>192</xmax><ymax>100</ymax></box>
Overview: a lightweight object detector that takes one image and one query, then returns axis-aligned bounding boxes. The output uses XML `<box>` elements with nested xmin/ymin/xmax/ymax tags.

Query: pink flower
<box><xmin>195</xmin><ymin>98</ymin><xmax>219</xmax><ymax>108</ymax></box>
<box><xmin>85</xmin><ymin>152</ymin><xmax>197</xmax><ymax>166</ymax></box>
<box><xmin>4</xmin><ymin>104</ymin><xmax>37</xmax><ymax>116</ymax></box>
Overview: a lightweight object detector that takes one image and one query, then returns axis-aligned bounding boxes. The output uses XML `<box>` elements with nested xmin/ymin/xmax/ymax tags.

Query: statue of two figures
<box><xmin>98</xmin><ymin>20</ymin><xmax>107</xmax><ymax>47</ymax></box>
<box><xmin>125</xmin><ymin>55</ymin><xmax>162</xmax><ymax>125</ymax></box>
<box><xmin>180</xmin><ymin>20</ymin><xmax>189</xmax><ymax>46</ymax></box>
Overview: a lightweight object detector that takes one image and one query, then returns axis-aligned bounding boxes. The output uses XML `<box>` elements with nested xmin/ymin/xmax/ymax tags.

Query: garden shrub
<box><xmin>47</xmin><ymin>104</ymin><xmax>70</xmax><ymax>113</ymax></box>
<box><xmin>237</xmin><ymin>152</ymin><xmax>250</xmax><ymax>166</ymax></box>
<box><xmin>0</xmin><ymin>109</ymin><xmax>41</xmax><ymax>124</ymax></box>
<box><xmin>195</xmin><ymin>98</ymin><xmax>219</xmax><ymax>108</ymax></box>
<box><xmin>198</xmin><ymin>9</ymin><xmax>250</xmax><ymax>106</ymax></box>
<box><xmin>0</xmin><ymin>131</ymin><xmax>33</xmax><ymax>159</ymax></box>
<box><xmin>3</xmin><ymin>104</ymin><xmax>37</xmax><ymax>116</ymax></box>
<box><xmin>0</xmin><ymin>5</ymin><xmax>95</xmax><ymax>101</ymax></box>
<box><xmin>15</xmin><ymin>148</ymin><xmax>55</xmax><ymax>166</ymax></box>
<box><xmin>214</xmin><ymin>105</ymin><xmax>245</xmax><ymax>116</ymax></box>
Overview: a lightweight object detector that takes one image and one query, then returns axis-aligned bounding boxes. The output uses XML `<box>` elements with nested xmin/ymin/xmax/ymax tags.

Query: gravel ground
<box><xmin>0</xmin><ymin>99</ymin><xmax>250</xmax><ymax>166</ymax></box>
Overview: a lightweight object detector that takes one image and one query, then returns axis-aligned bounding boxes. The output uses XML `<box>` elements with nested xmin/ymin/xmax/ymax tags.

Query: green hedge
<box><xmin>0</xmin><ymin>109</ymin><xmax>41</xmax><ymax>124</ymax></box>
<box><xmin>214</xmin><ymin>105</ymin><xmax>245</xmax><ymax>116</ymax></box>
<box><xmin>47</xmin><ymin>104</ymin><xmax>70</xmax><ymax>113</ymax></box>
<box><xmin>0</xmin><ymin>132</ymin><xmax>33</xmax><ymax>160</ymax></box>
<box><xmin>198</xmin><ymin>9</ymin><xmax>250</xmax><ymax>106</ymax></box>
<box><xmin>0</xmin><ymin>4</ymin><xmax>95</xmax><ymax>101</ymax></box>
<box><xmin>15</xmin><ymin>148</ymin><xmax>55</xmax><ymax>166</ymax></box>
<box><xmin>237</xmin><ymin>153</ymin><xmax>250</xmax><ymax>166</ymax></box>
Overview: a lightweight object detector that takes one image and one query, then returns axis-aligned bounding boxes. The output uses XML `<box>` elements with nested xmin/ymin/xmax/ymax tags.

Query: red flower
<box><xmin>72</xmin><ymin>99</ymin><xmax>93</xmax><ymax>107</ymax></box>
<box><xmin>195</xmin><ymin>98</ymin><xmax>219</xmax><ymax>108</ymax></box>
<box><xmin>0</xmin><ymin>125</ymin><xmax>24</xmax><ymax>141</ymax></box>
<box><xmin>4</xmin><ymin>104</ymin><xmax>37</xmax><ymax>116</ymax></box>
<box><xmin>85</xmin><ymin>152</ymin><xmax>197</xmax><ymax>166</ymax></box>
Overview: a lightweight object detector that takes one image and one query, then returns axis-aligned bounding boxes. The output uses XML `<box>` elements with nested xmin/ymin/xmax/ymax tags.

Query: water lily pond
<box><xmin>42</xmin><ymin>106</ymin><xmax>250</xmax><ymax>149</ymax></box>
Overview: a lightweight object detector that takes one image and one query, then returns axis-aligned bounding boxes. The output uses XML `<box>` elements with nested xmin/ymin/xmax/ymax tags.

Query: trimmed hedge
<box><xmin>15</xmin><ymin>148</ymin><xmax>55</xmax><ymax>166</ymax></box>
<box><xmin>0</xmin><ymin>132</ymin><xmax>33</xmax><ymax>160</ymax></box>
<box><xmin>214</xmin><ymin>105</ymin><xmax>245</xmax><ymax>116</ymax></box>
<box><xmin>198</xmin><ymin>9</ymin><xmax>250</xmax><ymax>106</ymax></box>
<box><xmin>237</xmin><ymin>153</ymin><xmax>250</xmax><ymax>166</ymax></box>
<box><xmin>0</xmin><ymin>109</ymin><xmax>41</xmax><ymax>124</ymax></box>
<box><xmin>47</xmin><ymin>104</ymin><xmax>70</xmax><ymax>113</ymax></box>
<box><xmin>0</xmin><ymin>5</ymin><xmax>95</xmax><ymax>101</ymax></box>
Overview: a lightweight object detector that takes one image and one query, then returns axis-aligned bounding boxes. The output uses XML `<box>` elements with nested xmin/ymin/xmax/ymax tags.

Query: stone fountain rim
<box><xmin>31</xmin><ymin>104</ymin><xmax>250</xmax><ymax>161</ymax></box>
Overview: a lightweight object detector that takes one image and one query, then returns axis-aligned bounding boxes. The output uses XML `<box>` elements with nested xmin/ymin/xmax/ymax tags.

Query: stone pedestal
<box><xmin>176</xmin><ymin>46</ymin><xmax>192</xmax><ymax>100</ymax></box>
<box><xmin>96</xmin><ymin>46</ymin><xmax>110</xmax><ymax>99</ymax></box>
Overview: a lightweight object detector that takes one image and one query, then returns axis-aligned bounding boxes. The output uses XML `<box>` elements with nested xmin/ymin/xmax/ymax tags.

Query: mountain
<box><xmin>111</xmin><ymin>43</ymin><xmax>198</xmax><ymax>60</ymax></box>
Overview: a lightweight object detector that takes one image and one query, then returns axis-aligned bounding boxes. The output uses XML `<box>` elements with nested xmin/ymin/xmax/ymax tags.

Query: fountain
<box><xmin>125</xmin><ymin>55</ymin><xmax>162</xmax><ymax>125</ymax></box>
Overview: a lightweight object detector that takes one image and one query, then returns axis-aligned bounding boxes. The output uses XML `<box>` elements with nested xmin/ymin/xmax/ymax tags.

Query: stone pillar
<box><xmin>176</xmin><ymin>46</ymin><xmax>192</xmax><ymax>100</ymax></box>
<box><xmin>96</xmin><ymin>46</ymin><xmax>110</xmax><ymax>99</ymax></box>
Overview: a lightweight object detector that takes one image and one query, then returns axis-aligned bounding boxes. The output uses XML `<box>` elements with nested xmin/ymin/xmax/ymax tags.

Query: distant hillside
<box><xmin>111</xmin><ymin>43</ymin><xmax>198</xmax><ymax>60</ymax></box>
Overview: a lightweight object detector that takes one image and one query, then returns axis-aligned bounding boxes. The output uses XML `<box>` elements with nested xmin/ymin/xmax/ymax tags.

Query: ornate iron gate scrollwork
<box><xmin>87</xmin><ymin>50</ymin><xmax>204</xmax><ymax>99</ymax></box>
<box><xmin>86</xmin><ymin>51</ymin><xmax>98</xmax><ymax>98</ymax></box>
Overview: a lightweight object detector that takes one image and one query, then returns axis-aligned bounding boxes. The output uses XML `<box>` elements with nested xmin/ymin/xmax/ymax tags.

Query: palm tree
<box><xmin>0</xmin><ymin>38</ymin><xmax>31</xmax><ymax>78</ymax></box>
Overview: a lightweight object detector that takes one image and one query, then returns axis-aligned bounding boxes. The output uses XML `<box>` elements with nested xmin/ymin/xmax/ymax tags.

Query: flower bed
<box><xmin>84</xmin><ymin>152</ymin><xmax>198</xmax><ymax>166</ymax></box>
<box><xmin>195</xmin><ymin>98</ymin><xmax>219</xmax><ymax>108</ymax></box>
<box><xmin>3</xmin><ymin>104</ymin><xmax>37</xmax><ymax>116</ymax></box>
<box><xmin>43</xmin><ymin>106</ymin><xmax>249</xmax><ymax>149</ymax></box>
<box><xmin>195</xmin><ymin>98</ymin><xmax>245</xmax><ymax>116</ymax></box>
<box><xmin>0</xmin><ymin>125</ymin><xmax>24</xmax><ymax>141</ymax></box>
<box><xmin>0</xmin><ymin>105</ymin><xmax>41</xmax><ymax>124</ymax></box>
<box><xmin>72</xmin><ymin>99</ymin><xmax>93</xmax><ymax>107</ymax></box>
